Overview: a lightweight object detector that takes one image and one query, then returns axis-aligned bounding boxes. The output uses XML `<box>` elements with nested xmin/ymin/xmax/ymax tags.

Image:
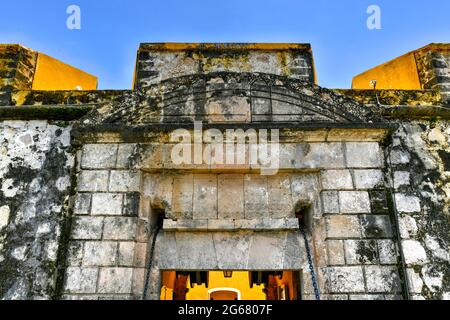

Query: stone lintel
<box><xmin>71</xmin><ymin>124</ymin><xmax>396</xmax><ymax>145</ymax></box>
<box><xmin>163</xmin><ymin>218</ymin><xmax>300</xmax><ymax>232</ymax></box>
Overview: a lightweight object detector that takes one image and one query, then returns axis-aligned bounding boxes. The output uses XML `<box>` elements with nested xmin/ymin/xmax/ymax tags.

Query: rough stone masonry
<box><xmin>0</xmin><ymin>43</ymin><xmax>449</xmax><ymax>300</ymax></box>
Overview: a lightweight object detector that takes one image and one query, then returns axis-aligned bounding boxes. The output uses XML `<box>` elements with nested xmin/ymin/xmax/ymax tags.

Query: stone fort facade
<box><xmin>0</xmin><ymin>43</ymin><xmax>449</xmax><ymax>300</ymax></box>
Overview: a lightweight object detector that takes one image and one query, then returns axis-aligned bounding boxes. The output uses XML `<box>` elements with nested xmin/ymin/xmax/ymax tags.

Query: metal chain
<box><xmin>142</xmin><ymin>224</ymin><xmax>162</xmax><ymax>300</ymax></box>
<box><xmin>300</xmin><ymin>225</ymin><xmax>321</xmax><ymax>300</ymax></box>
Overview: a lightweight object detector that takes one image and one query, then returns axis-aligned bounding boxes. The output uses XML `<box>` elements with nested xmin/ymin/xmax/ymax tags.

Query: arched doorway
<box><xmin>208</xmin><ymin>288</ymin><xmax>241</xmax><ymax>300</ymax></box>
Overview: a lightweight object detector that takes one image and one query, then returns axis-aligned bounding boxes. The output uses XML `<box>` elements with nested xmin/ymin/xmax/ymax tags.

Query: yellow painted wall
<box><xmin>160</xmin><ymin>271</ymin><xmax>266</xmax><ymax>301</ymax></box>
<box><xmin>32</xmin><ymin>53</ymin><xmax>97</xmax><ymax>90</ymax></box>
<box><xmin>352</xmin><ymin>52</ymin><xmax>421</xmax><ymax>90</ymax></box>
<box><xmin>186</xmin><ymin>272</ymin><xmax>266</xmax><ymax>300</ymax></box>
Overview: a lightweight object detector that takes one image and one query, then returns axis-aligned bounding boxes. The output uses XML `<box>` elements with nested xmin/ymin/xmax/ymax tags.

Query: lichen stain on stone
<box><xmin>276</xmin><ymin>52</ymin><xmax>290</xmax><ymax>76</ymax></box>
<box><xmin>390</xmin><ymin>120</ymin><xmax>450</xmax><ymax>299</ymax></box>
<box><xmin>356</xmin><ymin>240</ymin><xmax>378</xmax><ymax>264</ymax></box>
<box><xmin>0</xmin><ymin>122</ymin><xmax>75</xmax><ymax>299</ymax></box>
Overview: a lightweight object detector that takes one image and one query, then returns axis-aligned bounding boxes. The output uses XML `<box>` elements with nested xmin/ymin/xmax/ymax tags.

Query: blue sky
<box><xmin>1</xmin><ymin>0</ymin><xmax>449</xmax><ymax>89</ymax></box>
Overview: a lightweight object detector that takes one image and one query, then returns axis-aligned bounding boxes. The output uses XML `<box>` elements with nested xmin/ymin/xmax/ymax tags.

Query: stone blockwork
<box><xmin>1</xmin><ymin>42</ymin><xmax>449</xmax><ymax>301</ymax></box>
<box><xmin>135</xmin><ymin>43</ymin><xmax>316</xmax><ymax>90</ymax></box>
<box><xmin>317</xmin><ymin>160</ymin><xmax>403</xmax><ymax>300</ymax></box>
<box><xmin>387</xmin><ymin>120</ymin><xmax>450</xmax><ymax>299</ymax></box>
<box><xmin>74</xmin><ymin>72</ymin><xmax>382</xmax><ymax>126</ymax></box>
<box><xmin>415</xmin><ymin>46</ymin><xmax>450</xmax><ymax>104</ymax></box>
<box><xmin>63</xmin><ymin>144</ymin><xmax>143</xmax><ymax>300</ymax></box>
<box><xmin>0</xmin><ymin>45</ymin><xmax>38</xmax><ymax>105</ymax></box>
<box><xmin>0</xmin><ymin>120</ymin><xmax>74</xmax><ymax>299</ymax></box>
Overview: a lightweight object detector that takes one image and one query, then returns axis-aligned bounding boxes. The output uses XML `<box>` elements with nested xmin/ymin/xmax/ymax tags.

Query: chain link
<box><xmin>300</xmin><ymin>225</ymin><xmax>321</xmax><ymax>300</ymax></box>
<box><xmin>142</xmin><ymin>224</ymin><xmax>162</xmax><ymax>300</ymax></box>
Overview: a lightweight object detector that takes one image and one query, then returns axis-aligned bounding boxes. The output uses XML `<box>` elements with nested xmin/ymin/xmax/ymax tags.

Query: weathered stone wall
<box><xmin>1</xmin><ymin>114</ymin><xmax>449</xmax><ymax>300</ymax></box>
<box><xmin>415</xmin><ymin>47</ymin><xmax>450</xmax><ymax>105</ymax></box>
<box><xmin>317</xmin><ymin>143</ymin><xmax>402</xmax><ymax>300</ymax></box>
<box><xmin>0</xmin><ymin>45</ymin><xmax>38</xmax><ymax>105</ymax></box>
<box><xmin>135</xmin><ymin>44</ymin><xmax>315</xmax><ymax>90</ymax></box>
<box><xmin>63</xmin><ymin>143</ymin><xmax>144</xmax><ymax>300</ymax></box>
<box><xmin>60</xmin><ymin>138</ymin><xmax>405</xmax><ymax>300</ymax></box>
<box><xmin>388</xmin><ymin>120</ymin><xmax>450</xmax><ymax>299</ymax></box>
<box><xmin>0</xmin><ymin>42</ymin><xmax>449</xmax><ymax>301</ymax></box>
<box><xmin>0</xmin><ymin>120</ymin><xmax>74</xmax><ymax>299</ymax></box>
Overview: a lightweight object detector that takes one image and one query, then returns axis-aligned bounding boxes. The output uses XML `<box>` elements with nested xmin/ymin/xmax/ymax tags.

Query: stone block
<box><xmin>300</xmin><ymin>143</ymin><xmax>345</xmax><ymax>169</ymax></box>
<box><xmin>394</xmin><ymin>171</ymin><xmax>410</xmax><ymax>189</ymax></box>
<box><xmin>234</xmin><ymin>218</ymin><xmax>298</xmax><ymax>231</ymax></box>
<box><xmin>290</xmin><ymin>173</ymin><xmax>320</xmax><ymax>203</ymax></box>
<box><xmin>321</xmin><ymin>170</ymin><xmax>353</xmax><ymax>190</ymax></box>
<box><xmin>407</xmin><ymin>268</ymin><xmax>424</xmax><ymax>294</ymax></box>
<box><xmin>398</xmin><ymin>215</ymin><xmax>418</xmax><ymax>239</ymax></box>
<box><xmin>91</xmin><ymin>193</ymin><xmax>123</xmax><ymax>215</ymax></box>
<box><xmin>118</xmin><ymin>242</ymin><xmax>136</xmax><ymax>267</ymax></box>
<box><xmin>109</xmin><ymin>170</ymin><xmax>141</xmax><ymax>192</ymax></box>
<box><xmin>74</xmin><ymin>193</ymin><xmax>91</xmax><ymax>215</ymax></box>
<box><xmin>154</xmin><ymin>232</ymin><xmax>178</xmax><ymax>270</ymax></box>
<box><xmin>176</xmin><ymin>219</ymin><xmax>208</xmax><ymax>231</ymax></box>
<box><xmin>360</xmin><ymin>215</ymin><xmax>393</xmax><ymax>238</ymax></box>
<box><xmin>142</xmin><ymin>144</ymin><xmax>168</xmax><ymax>170</ymax></box>
<box><xmin>218</xmin><ymin>174</ymin><xmax>244</xmax><ymax>219</ymax></box>
<box><xmin>283</xmin><ymin>231</ymin><xmax>306</xmax><ymax>269</ymax></box>
<box><xmin>213</xmin><ymin>232</ymin><xmax>252</xmax><ymax>270</ymax></box>
<box><xmin>78</xmin><ymin>171</ymin><xmax>109</xmax><ymax>192</ymax></box>
<box><xmin>368</xmin><ymin>190</ymin><xmax>389</xmax><ymax>214</ymax></box>
<box><xmin>326</xmin><ymin>266</ymin><xmax>365</xmax><ymax>293</ymax></box>
<box><xmin>348</xmin><ymin>294</ymin><xmax>384</xmax><ymax>300</ymax></box>
<box><xmin>384</xmin><ymin>295</ymin><xmax>403</xmax><ymax>300</ymax></box>
<box><xmin>344</xmin><ymin>240</ymin><xmax>378</xmax><ymax>265</ymax></box>
<box><xmin>98</xmin><ymin>268</ymin><xmax>134</xmax><ymax>294</ymax></box>
<box><xmin>395</xmin><ymin>194</ymin><xmax>421</xmax><ymax>213</ymax></box>
<box><xmin>353</xmin><ymin>170</ymin><xmax>384</xmax><ymax>189</ymax></box>
<box><xmin>326</xmin><ymin>215</ymin><xmax>361</xmax><ymax>238</ymax></box>
<box><xmin>244</xmin><ymin>174</ymin><xmax>269</xmax><ymax>219</ymax></box>
<box><xmin>365</xmin><ymin>266</ymin><xmax>401</xmax><ymax>293</ymax></box>
<box><xmin>123</xmin><ymin>193</ymin><xmax>140</xmax><ymax>217</ymax></box>
<box><xmin>207</xmin><ymin>219</ymin><xmax>235</xmax><ymax>231</ymax></box>
<box><xmin>81</xmin><ymin>144</ymin><xmax>118</xmax><ymax>169</ymax></box>
<box><xmin>321</xmin><ymin>191</ymin><xmax>339</xmax><ymax>214</ymax></box>
<box><xmin>134</xmin><ymin>242</ymin><xmax>147</xmax><ymax>268</ymax></box>
<box><xmin>402</xmin><ymin>240</ymin><xmax>428</xmax><ymax>265</ymax></box>
<box><xmin>346</xmin><ymin>142</ymin><xmax>382</xmax><ymax>168</ymax></box>
<box><xmin>142</xmin><ymin>174</ymin><xmax>173</xmax><ymax>213</ymax></box>
<box><xmin>67</xmin><ymin>242</ymin><xmax>84</xmax><ymax>267</ymax></box>
<box><xmin>64</xmin><ymin>267</ymin><xmax>98</xmax><ymax>294</ymax></box>
<box><xmin>390</xmin><ymin>150</ymin><xmax>410</xmax><ymax>165</ymax></box>
<box><xmin>136</xmin><ymin>218</ymin><xmax>150</xmax><ymax>242</ymax></box>
<box><xmin>116</xmin><ymin>144</ymin><xmax>137</xmax><ymax>169</ymax></box>
<box><xmin>71</xmin><ymin>217</ymin><xmax>104</xmax><ymax>240</ymax></box>
<box><xmin>83</xmin><ymin>242</ymin><xmax>117</xmax><ymax>266</ymax></box>
<box><xmin>268</xmin><ymin>175</ymin><xmax>294</xmax><ymax>218</ymax></box>
<box><xmin>172</xmin><ymin>174</ymin><xmax>194</xmax><ymax>219</ymax></box>
<box><xmin>193</xmin><ymin>175</ymin><xmax>218</xmax><ymax>219</ymax></box>
<box><xmin>62</xmin><ymin>295</ymin><xmax>100</xmax><ymax>300</ymax></box>
<box><xmin>0</xmin><ymin>205</ymin><xmax>10</xmax><ymax>230</ymax></box>
<box><xmin>103</xmin><ymin>217</ymin><xmax>138</xmax><ymax>241</ymax></box>
<box><xmin>132</xmin><ymin>268</ymin><xmax>146</xmax><ymax>296</ymax></box>
<box><xmin>378</xmin><ymin>240</ymin><xmax>398</xmax><ymax>264</ymax></box>
<box><xmin>248</xmin><ymin>232</ymin><xmax>286</xmax><ymax>270</ymax></box>
<box><xmin>327</xmin><ymin>240</ymin><xmax>345</xmax><ymax>265</ymax></box>
<box><xmin>162</xmin><ymin>219</ymin><xmax>177</xmax><ymax>231</ymax></box>
<box><xmin>326</xmin><ymin>295</ymin><xmax>349</xmax><ymax>300</ymax></box>
<box><xmin>175</xmin><ymin>232</ymin><xmax>218</xmax><ymax>270</ymax></box>
<box><xmin>339</xmin><ymin>191</ymin><xmax>371</xmax><ymax>213</ymax></box>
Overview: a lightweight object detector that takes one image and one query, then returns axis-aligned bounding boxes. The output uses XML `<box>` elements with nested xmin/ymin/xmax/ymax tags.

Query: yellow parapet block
<box><xmin>32</xmin><ymin>53</ymin><xmax>97</xmax><ymax>91</ymax></box>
